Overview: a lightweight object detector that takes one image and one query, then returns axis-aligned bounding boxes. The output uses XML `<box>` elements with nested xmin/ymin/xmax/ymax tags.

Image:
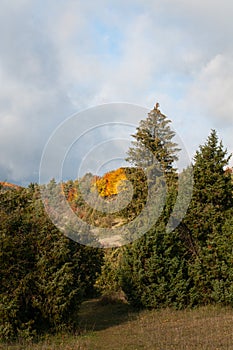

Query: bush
<box><xmin>0</xmin><ymin>186</ymin><xmax>103</xmax><ymax>340</ymax></box>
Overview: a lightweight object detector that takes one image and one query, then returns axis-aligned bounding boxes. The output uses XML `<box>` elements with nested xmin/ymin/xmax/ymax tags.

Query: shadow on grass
<box><xmin>78</xmin><ymin>297</ymin><xmax>139</xmax><ymax>332</ymax></box>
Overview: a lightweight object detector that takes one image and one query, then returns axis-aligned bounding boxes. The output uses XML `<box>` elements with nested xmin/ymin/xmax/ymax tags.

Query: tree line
<box><xmin>0</xmin><ymin>105</ymin><xmax>232</xmax><ymax>340</ymax></box>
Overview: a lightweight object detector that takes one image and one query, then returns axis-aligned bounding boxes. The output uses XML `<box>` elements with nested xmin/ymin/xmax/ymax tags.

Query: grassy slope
<box><xmin>1</xmin><ymin>299</ymin><xmax>232</xmax><ymax>350</ymax></box>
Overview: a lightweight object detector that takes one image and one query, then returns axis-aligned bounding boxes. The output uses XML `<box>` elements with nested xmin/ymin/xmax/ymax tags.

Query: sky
<box><xmin>0</xmin><ymin>0</ymin><xmax>233</xmax><ymax>186</ymax></box>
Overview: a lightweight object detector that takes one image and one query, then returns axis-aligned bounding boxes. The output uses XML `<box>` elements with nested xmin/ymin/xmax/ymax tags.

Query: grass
<box><xmin>1</xmin><ymin>298</ymin><xmax>232</xmax><ymax>350</ymax></box>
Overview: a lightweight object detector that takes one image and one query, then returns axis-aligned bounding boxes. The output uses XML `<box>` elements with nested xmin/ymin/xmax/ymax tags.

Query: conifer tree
<box><xmin>0</xmin><ymin>184</ymin><xmax>103</xmax><ymax>340</ymax></box>
<box><xmin>120</xmin><ymin>223</ymin><xmax>190</xmax><ymax>309</ymax></box>
<box><xmin>118</xmin><ymin>105</ymin><xmax>189</xmax><ymax>309</ymax></box>
<box><xmin>184</xmin><ymin>130</ymin><xmax>233</xmax><ymax>305</ymax></box>
<box><xmin>185</xmin><ymin>129</ymin><xmax>232</xmax><ymax>245</ymax></box>
<box><xmin>126</xmin><ymin>103</ymin><xmax>180</xmax><ymax>182</ymax></box>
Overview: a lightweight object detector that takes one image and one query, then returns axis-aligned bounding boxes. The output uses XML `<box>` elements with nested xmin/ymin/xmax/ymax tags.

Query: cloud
<box><xmin>0</xmin><ymin>2</ymin><xmax>76</xmax><ymax>184</ymax></box>
<box><xmin>187</xmin><ymin>54</ymin><xmax>233</xmax><ymax>123</ymax></box>
<box><xmin>0</xmin><ymin>0</ymin><xmax>233</xmax><ymax>185</ymax></box>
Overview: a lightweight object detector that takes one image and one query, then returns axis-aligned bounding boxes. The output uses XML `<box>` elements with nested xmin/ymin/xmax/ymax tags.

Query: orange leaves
<box><xmin>61</xmin><ymin>182</ymin><xmax>78</xmax><ymax>210</ymax></box>
<box><xmin>67</xmin><ymin>188</ymin><xmax>78</xmax><ymax>202</ymax></box>
<box><xmin>0</xmin><ymin>182</ymin><xmax>21</xmax><ymax>191</ymax></box>
<box><xmin>62</xmin><ymin>168</ymin><xmax>128</xmax><ymax>207</ymax></box>
<box><xmin>93</xmin><ymin>168</ymin><xmax>127</xmax><ymax>197</ymax></box>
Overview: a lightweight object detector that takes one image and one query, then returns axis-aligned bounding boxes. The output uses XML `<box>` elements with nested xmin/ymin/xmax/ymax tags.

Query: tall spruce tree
<box><xmin>118</xmin><ymin>105</ymin><xmax>190</xmax><ymax>309</ymax></box>
<box><xmin>184</xmin><ymin>130</ymin><xmax>233</xmax><ymax>306</ymax></box>
<box><xmin>126</xmin><ymin>104</ymin><xmax>181</xmax><ymax>227</ymax></box>
<box><xmin>126</xmin><ymin>103</ymin><xmax>180</xmax><ymax>183</ymax></box>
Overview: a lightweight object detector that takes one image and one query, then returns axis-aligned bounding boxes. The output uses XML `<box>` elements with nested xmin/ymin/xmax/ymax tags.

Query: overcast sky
<box><xmin>1</xmin><ymin>0</ymin><xmax>233</xmax><ymax>186</ymax></box>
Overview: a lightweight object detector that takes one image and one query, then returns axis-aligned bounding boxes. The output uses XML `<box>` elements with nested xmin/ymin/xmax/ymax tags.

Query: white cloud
<box><xmin>0</xmin><ymin>0</ymin><xmax>233</xmax><ymax>184</ymax></box>
<box><xmin>187</xmin><ymin>54</ymin><xmax>233</xmax><ymax>123</ymax></box>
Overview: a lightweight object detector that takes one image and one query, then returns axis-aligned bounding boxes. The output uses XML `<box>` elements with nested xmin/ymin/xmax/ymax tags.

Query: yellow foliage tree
<box><xmin>93</xmin><ymin>168</ymin><xmax>127</xmax><ymax>197</ymax></box>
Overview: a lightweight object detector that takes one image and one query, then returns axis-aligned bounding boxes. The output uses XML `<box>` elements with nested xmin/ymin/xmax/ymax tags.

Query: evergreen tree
<box><xmin>184</xmin><ymin>130</ymin><xmax>233</xmax><ymax>305</ymax></box>
<box><xmin>118</xmin><ymin>105</ymin><xmax>190</xmax><ymax>309</ymax></box>
<box><xmin>0</xmin><ymin>184</ymin><xmax>103</xmax><ymax>340</ymax></box>
<box><xmin>126</xmin><ymin>103</ymin><xmax>180</xmax><ymax>182</ymax></box>
<box><xmin>120</xmin><ymin>222</ymin><xmax>190</xmax><ymax>309</ymax></box>
<box><xmin>185</xmin><ymin>130</ymin><xmax>232</xmax><ymax>245</ymax></box>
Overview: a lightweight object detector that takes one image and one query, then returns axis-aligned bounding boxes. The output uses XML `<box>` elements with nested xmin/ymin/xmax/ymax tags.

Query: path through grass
<box><xmin>1</xmin><ymin>299</ymin><xmax>232</xmax><ymax>349</ymax></box>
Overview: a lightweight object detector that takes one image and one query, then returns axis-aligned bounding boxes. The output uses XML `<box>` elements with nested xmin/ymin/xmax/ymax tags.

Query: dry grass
<box><xmin>1</xmin><ymin>299</ymin><xmax>232</xmax><ymax>350</ymax></box>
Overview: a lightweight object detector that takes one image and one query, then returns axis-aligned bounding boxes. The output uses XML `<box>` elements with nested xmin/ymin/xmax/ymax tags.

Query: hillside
<box><xmin>0</xmin><ymin>181</ymin><xmax>21</xmax><ymax>191</ymax></box>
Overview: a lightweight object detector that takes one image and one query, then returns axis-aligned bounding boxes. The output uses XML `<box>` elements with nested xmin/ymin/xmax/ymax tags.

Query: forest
<box><xmin>0</xmin><ymin>105</ymin><xmax>233</xmax><ymax>343</ymax></box>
